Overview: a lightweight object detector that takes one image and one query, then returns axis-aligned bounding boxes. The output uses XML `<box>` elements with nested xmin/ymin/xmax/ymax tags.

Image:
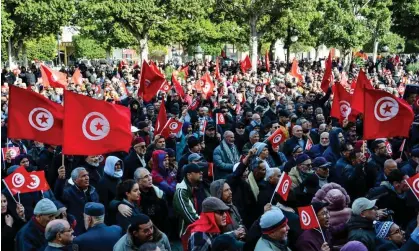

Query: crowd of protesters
<box><xmin>1</xmin><ymin>53</ymin><xmax>419</xmax><ymax>251</ymax></box>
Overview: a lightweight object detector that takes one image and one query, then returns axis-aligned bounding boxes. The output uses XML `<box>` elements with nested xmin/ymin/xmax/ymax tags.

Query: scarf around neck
<box><xmin>221</xmin><ymin>140</ymin><xmax>239</xmax><ymax>164</ymax></box>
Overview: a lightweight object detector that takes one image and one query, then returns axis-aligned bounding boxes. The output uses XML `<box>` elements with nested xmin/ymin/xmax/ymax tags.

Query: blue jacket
<box><xmin>73</xmin><ymin>223</ymin><xmax>123</xmax><ymax>251</ymax></box>
<box><xmin>15</xmin><ymin>218</ymin><xmax>47</xmax><ymax>251</ymax></box>
<box><xmin>307</xmin><ymin>144</ymin><xmax>327</xmax><ymax>159</ymax></box>
<box><xmin>322</xmin><ymin>128</ymin><xmax>343</xmax><ymax>166</ymax></box>
<box><xmin>44</xmin><ymin>245</ymin><xmax>72</xmax><ymax>251</ymax></box>
<box><xmin>332</xmin><ymin>157</ymin><xmax>349</xmax><ymax>185</ymax></box>
<box><xmin>213</xmin><ymin>142</ymin><xmax>240</xmax><ymax>180</ymax></box>
<box><xmin>55</xmin><ymin>179</ymin><xmax>100</xmax><ymax>235</ymax></box>
<box><xmin>365</xmin><ymin>153</ymin><xmax>387</xmax><ymax>189</ymax></box>
<box><xmin>401</xmin><ymin>159</ymin><xmax>418</xmax><ymax>177</ymax></box>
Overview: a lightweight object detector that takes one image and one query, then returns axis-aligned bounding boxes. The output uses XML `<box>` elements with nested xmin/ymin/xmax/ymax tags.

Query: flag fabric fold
<box><xmin>138</xmin><ymin>60</ymin><xmax>166</xmax><ymax>102</ymax></box>
<box><xmin>321</xmin><ymin>51</ymin><xmax>333</xmax><ymax>92</ymax></box>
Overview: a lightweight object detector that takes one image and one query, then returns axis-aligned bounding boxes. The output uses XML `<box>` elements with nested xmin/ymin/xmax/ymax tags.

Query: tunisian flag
<box><xmin>290</xmin><ymin>59</ymin><xmax>303</xmax><ymax>81</ymax></box>
<box><xmin>350</xmin><ymin>70</ymin><xmax>373</xmax><ymax>114</ymax></box>
<box><xmin>72</xmin><ymin>68</ymin><xmax>83</xmax><ymax>85</ymax></box>
<box><xmin>406</xmin><ymin>173</ymin><xmax>419</xmax><ymax>200</ymax></box>
<box><xmin>155</xmin><ymin>100</ymin><xmax>168</xmax><ymax>136</ymax></box>
<box><xmin>7</xmin><ymin>85</ymin><xmax>64</xmax><ymax>145</ymax></box>
<box><xmin>274</xmin><ymin>172</ymin><xmax>292</xmax><ymax>201</ymax></box>
<box><xmin>40</xmin><ymin>65</ymin><xmax>67</xmax><ymax>88</ymax></box>
<box><xmin>160</xmin><ymin>118</ymin><xmax>183</xmax><ymax>138</ymax></box>
<box><xmin>172</xmin><ymin>72</ymin><xmax>186</xmax><ymax>99</ymax></box>
<box><xmin>331</xmin><ymin>83</ymin><xmax>353</xmax><ymax>123</ymax></box>
<box><xmin>20</xmin><ymin>171</ymin><xmax>50</xmax><ymax>194</ymax></box>
<box><xmin>363</xmin><ymin>88</ymin><xmax>414</xmax><ymax>139</ymax></box>
<box><xmin>216</xmin><ymin>113</ymin><xmax>225</xmax><ymax>125</ymax></box>
<box><xmin>240</xmin><ymin>55</ymin><xmax>252</xmax><ymax>73</ymax></box>
<box><xmin>321</xmin><ymin>51</ymin><xmax>333</xmax><ymax>93</ymax></box>
<box><xmin>2</xmin><ymin>166</ymin><xmax>31</xmax><ymax>195</ymax></box>
<box><xmin>267</xmin><ymin>128</ymin><xmax>286</xmax><ymax>148</ymax></box>
<box><xmin>138</xmin><ymin>60</ymin><xmax>166</xmax><ymax>102</ymax></box>
<box><xmin>200</xmin><ymin>72</ymin><xmax>215</xmax><ymax>98</ymax></box>
<box><xmin>63</xmin><ymin>91</ymin><xmax>131</xmax><ymax>155</ymax></box>
<box><xmin>298</xmin><ymin>206</ymin><xmax>321</xmax><ymax>230</ymax></box>
<box><xmin>265</xmin><ymin>50</ymin><xmax>270</xmax><ymax>72</ymax></box>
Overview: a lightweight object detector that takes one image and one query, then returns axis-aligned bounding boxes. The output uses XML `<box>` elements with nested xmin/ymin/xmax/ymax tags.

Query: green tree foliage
<box><xmin>24</xmin><ymin>35</ymin><xmax>57</xmax><ymax>61</ymax></box>
<box><xmin>391</xmin><ymin>0</ymin><xmax>419</xmax><ymax>39</ymax></box>
<box><xmin>363</xmin><ymin>32</ymin><xmax>404</xmax><ymax>53</ymax></box>
<box><xmin>73</xmin><ymin>35</ymin><xmax>107</xmax><ymax>59</ymax></box>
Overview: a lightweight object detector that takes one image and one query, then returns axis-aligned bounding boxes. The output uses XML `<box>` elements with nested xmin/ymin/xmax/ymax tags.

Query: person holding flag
<box><xmin>296</xmin><ymin>202</ymin><xmax>332</xmax><ymax>251</ymax></box>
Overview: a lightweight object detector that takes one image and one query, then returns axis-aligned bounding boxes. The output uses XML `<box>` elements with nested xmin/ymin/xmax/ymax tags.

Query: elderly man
<box><xmin>289</xmin><ymin>154</ymin><xmax>313</xmax><ymax>189</ymax></box>
<box><xmin>124</xmin><ymin>136</ymin><xmax>147</xmax><ymax>180</ymax></box>
<box><xmin>73</xmin><ymin>203</ymin><xmax>123</xmax><ymax>251</ymax></box>
<box><xmin>16</xmin><ymin>198</ymin><xmax>58</xmax><ymax>251</ymax></box>
<box><xmin>113</xmin><ymin>214</ymin><xmax>171</xmax><ymax>251</ymax></box>
<box><xmin>81</xmin><ymin>155</ymin><xmax>104</xmax><ymax>188</ymax></box>
<box><xmin>308</xmin><ymin>132</ymin><xmax>329</xmax><ymax>158</ymax></box>
<box><xmin>55</xmin><ymin>167</ymin><xmax>100</xmax><ymax>235</ymax></box>
<box><xmin>213</xmin><ymin>131</ymin><xmax>241</xmax><ymax>179</ymax></box>
<box><xmin>255</xmin><ymin>208</ymin><xmax>290</xmax><ymax>251</ymax></box>
<box><xmin>246</xmin><ymin>114</ymin><xmax>261</xmax><ymax>132</ymax></box>
<box><xmin>257</xmin><ymin>168</ymin><xmax>281</xmax><ymax>215</ymax></box>
<box><xmin>283</xmin><ymin>125</ymin><xmax>307</xmax><ymax>158</ymax></box>
<box><xmin>44</xmin><ymin>219</ymin><xmax>74</xmax><ymax>251</ymax></box>
<box><xmin>242</xmin><ymin>130</ymin><xmax>260</xmax><ymax>155</ymax></box>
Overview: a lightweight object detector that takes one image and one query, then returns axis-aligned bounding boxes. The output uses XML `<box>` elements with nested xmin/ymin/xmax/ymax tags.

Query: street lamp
<box><xmin>291</xmin><ymin>35</ymin><xmax>298</xmax><ymax>43</ymax></box>
<box><xmin>286</xmin><ymin>27</ymin><xmax>298</xmax><ymax>64</ymax></box>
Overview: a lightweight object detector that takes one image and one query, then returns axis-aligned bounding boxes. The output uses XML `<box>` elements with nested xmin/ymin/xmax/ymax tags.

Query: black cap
<box><xmin>206</xmin><ymin>123</ymin><xmax>216</xmax><ymax>130</ymax></box>
<box><xmin>183</xmin><ymin>163</ymin><xmax>201</xmax><ymax>176</ymax></box>
<box><xmin>84</xmin><ymin>202</ymin><xmax>105</xmax><ymax>216</ymax></box>
<box><xmin>278</xmin><ymin>110</ymin><xmax>290</xmax><ymax>117</ymax></box>
<box><xmin>312</xmin><ymin>201</ymin><xmax>330</xmax><ymax>214</ymax></box>
<box><xmin>188</xmin><ymin>136</ymin><xmax>200</xmax><ymax>148</ymax></box>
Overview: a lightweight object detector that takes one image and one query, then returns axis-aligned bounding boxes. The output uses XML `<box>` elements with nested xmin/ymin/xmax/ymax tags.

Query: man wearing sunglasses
<box><xmin>124</xmin><ymin>137</ymin><xmax>147</xmax><ymax>180</ymax></box>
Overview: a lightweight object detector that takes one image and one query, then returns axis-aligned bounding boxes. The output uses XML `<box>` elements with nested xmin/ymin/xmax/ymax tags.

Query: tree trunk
<box><xmin>22</xmin><ymin>43</ymin><xmax>28</xmax><ymax>68</ymax></box>
<box><xmin>249</xmin><ymin>16</ymin><xmax>258</xmax><ymax>73</ymax></box>
<box><xmin>8</xmin><ymin>38</ymin><xmax>13</xmax><ymax>68</ymax></box>
<box><xmin>269</xmin><ymin>41</ymin><xmax>275</xmax><ymax>61</ymax></box>
<box><xmin>372</xmin><ymin>38</ymin><xmax>379</xmax><ymax>64</ymax></box>
<box><xmin>314</xmin><ymin>46</ymin><xmax>319</xmax><ymax>61</ymax></box>
<box><xmin>139</xmin><ymin>34</ymin><xmax>149</xmax><ymax>63</ymax></box>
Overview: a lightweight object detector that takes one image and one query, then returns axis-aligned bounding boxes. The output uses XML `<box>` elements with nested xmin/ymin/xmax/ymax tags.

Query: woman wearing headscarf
<box><xmin>97</xmin><ymin>156</ymin><xmax>123</xmax><ymax>213</ymax></box>
<box><xmin>151</xmin><ymin>150</ymin><xmax>177</xmax><ymax>197</ymax></box>
<box><xmin>250</xmin><ymin>142</ymin><xmax>271</xmax><ymax>170</ymax></box>
<box><xmin>267</xmin><ymin>142</ymin><xmax>288</xmax><ymax>170</ymax></box>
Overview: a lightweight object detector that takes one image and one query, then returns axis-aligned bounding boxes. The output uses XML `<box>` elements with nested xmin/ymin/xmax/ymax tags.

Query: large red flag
<box><xmin>63</xmin><ymin>91</ymin><xmax>131</xmax><ymax>155</ymax></box>
<box><xmin>21</xmin><ymin>171</ymin><xmax>50</xmax><ymax>193</ymax></box>
<box><xmin>321</xmin><ymin>51</ymin><xmax>333</xmax><ymax>93</ymax></box>
<box><xmin>240</xmin><ymin>55</ymin><xmax>252</xmax><ymax>73</ymax></box>
<box><xmin>3</xmin><ymin>166</ymin><xmax>31</xmax><ymax>195</ymax></box>
<box><xmin>180</xmin><ymin>65</ymin><xmax>189</xmax><ymax>79</ymax></box>
<box><xmin>172</xmin><ymin>72</ymin><xmax>186</xmax><ymax>99</ymax></box>
<box><xmin>363</xmin><ymin>88</ymin><xmax>414</xmax><ymax>139</ymax></box>
<box><xmin>7</xmin><ymin>85</ymin><xmax>63</xmax><ymax>145</ymax></box>
<box><xmin>406</xmin><ymin>173</ymin><xmax>419</xmax><ymax>200</ymax></box>
<box><xmin>267</xmin><ymin>128</ymin><xmax>286</xmax><ymax>148</ymax></box>
<box><xmin>331</xmin><ymin>83</ymin><xmax>353</xmax><ymax>123</ymax></box>
<box><xmin>150</xmin><ymin>61</ymin><xmax>164</xmax><ymax>77</ymax></box>
<box><xmin>298</xmin><ymin>205</ymin><xmax>320</xmax><ymax>230</ymax></box>
<box><xmin>290</xmin><ymin>59</ymin><xmax>303</xmax><ymax>81</ymax></box>
<box><xmin>155</xmin><ymin>100</ymin><xmax>168</xmax><ymax>136</ymax></box>
<box><xmin>138</xmin><ymin>61</ymin><xmax>166</xmax><ymax>102</ymax></box>
<box><xmin>274</xmin><ymin>172</ymin><xmax>292</xmax><ymax>201</ymax></box>
<box><xmin>200</xmin><ymin>72</ymin><xmax>215</xmax><ymax>98</ymax></box>
<box><xmin>40</xmin><ymin>65</ymin><xmax>67</xmax><ymax>88</ymax></box>
<box><xmin>265</xmin><ymin>50</ymin><xmax>270</xmax><ymax>72</ymax></box>
<box><xmin>350</xmin><ymin>70</ymin><xmax>374</xmax><ymax>114</ymax></box>
<box><xmin>72</xmin><ymin>68</ymin><xmax>83</xmax><ymax>85</ymax></box>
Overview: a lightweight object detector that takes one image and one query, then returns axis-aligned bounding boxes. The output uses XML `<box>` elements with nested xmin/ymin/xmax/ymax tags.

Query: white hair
<box><xmin>71</xmin><ymin>167</ymin><xmax>86</xmax><ymax>182</ymax></box>
<box><xmin>264</xmin><ymin>168</ymin><xmax>280</xmax><ymax>181</ymax></box>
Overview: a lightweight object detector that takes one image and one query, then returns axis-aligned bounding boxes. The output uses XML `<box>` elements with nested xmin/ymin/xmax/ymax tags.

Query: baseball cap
<box><xmin>312</xmin><ymin>157</ymin><xmax>332</xmax><ymax>169</ymax></box>
<box><xmin>352</xmin><ymin>197</ymin><xmax>377</xmax><ymax>216</ymax></box>
<box><xmin>296</xmin><ymin>154</ymin><xmax>310</xmax><ymax>165</ymax></box>
<box><xmin>183</xmin><ymin>163</ymin><xmax>201</xmax><ymax>175</ymax></box>
<box><xmin>188</xmin><ymin>153</ymin><xmax>202</xmax><ymax>162</ymax></box>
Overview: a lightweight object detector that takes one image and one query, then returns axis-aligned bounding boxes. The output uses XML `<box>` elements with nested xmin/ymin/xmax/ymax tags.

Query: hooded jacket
<box><xmin>322</xmin><ymin>128</ymin><xmax>343</xmax><ymax>166</ymax></box>
<box><xmin>97</xmin><ymin>156</ymin><xmax>123</xmax><ymax>215</ymax></box>
<box><xmin>209</xmin><ymin>179</ymin><xmax>242</xmax><ymax>231</ymax></box>
<box><xmin>151</xmin><ymin>150</ymin><xmax>176</xmax><ymax>196</ymax></box>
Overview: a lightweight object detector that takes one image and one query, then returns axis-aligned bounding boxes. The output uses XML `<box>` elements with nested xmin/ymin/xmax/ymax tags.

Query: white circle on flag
<box><xmin>169</xmin><ymin>121</ymin><xmax>178</xmax><ymax>131</ymax></box>
<box><xmin>339</xmin><ymin>101</ymin><xmax>351</xmax><ymax>118</ymax></box>
<box><xmin>203</xmin><ymin>83</ymin><xmax>211</xmax><ymax>93</ymax></box>
<box><xmin>219</xmin><ymin>115</ymin><xmax>225</xmax><ymax>123</ymax></box>
<box><xmin>301</xmin><ymin>210</ymin><xmax>311</xmax><ymax>226</ymax></box>
<box><xmin>374</xmin><ymin>97</ymin><xmax>399</xmax><ymax>122</ymax></box>
<box><xmin>412</xmin><ymin>178</ymin><xmax>419</xmax><ymax>195</ymax></box>
<box><xmin>281</xmin><ymin>180</ymin><xmax>289</xmax><ymax>195</ymax></box>
<box><xmin>28</xmin><ymin>108</ymin><xmax>54</xmax><ymax>131</ymax></box>
<box><xmin>82</xmin><ymin>112</ymin><xmax>110</xmax><ymax>141</ymax></box>
<box><xmin>27</xmin><ymin>174</ymin><xmax>40</xmax><ymax>190</ymax></box>
<box><xmin>12</xmin><ymin>173</ymin><xmax>25</xmax><ymax>188</ymax></box>
<box><xmin>273</xmin><ymin>134</ymin><xmax>283</xmax><ymax>144</ymax></box>
<box><xmin>8</xmin><ymin>149</ymin><xmax>18</xmax><ymax>159</ymax></box>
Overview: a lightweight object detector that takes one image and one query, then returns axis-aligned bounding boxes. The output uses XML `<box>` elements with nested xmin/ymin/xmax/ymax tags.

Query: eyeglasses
<box><xmin>388</xmin><ymin>228</ymin><xmax>403</xmax><ymax>236</ymax></box>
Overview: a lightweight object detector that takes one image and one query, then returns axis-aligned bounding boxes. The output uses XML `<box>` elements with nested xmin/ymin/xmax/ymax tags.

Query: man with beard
<box><xmin>242</xmin><ymin>130</ymin><xmax>260</xmax><ymax>155</ymax></box>
<box><xmin>308</xmin><ymin>132</ymin><xmax>329</xmax><ymax>158</ymax></box>
<box><xmin>234</xmin><ymin>122</ymin><xmax>248</xmax><ymax>154</ymax></box>
<box><xmin>365</xmin><ymin>140</ymin><xmax>390</xmax><ymax>189</ymax></box>
<box><xmin>299</xmin><ymin>118</ymin><xmax>318</xmax><ymax>144</ymax></box>
<box><xmin>322</xmin><ymin>128</ymin><xmax>345</xmax><ymax>166</ymax></box>
<box><xmin>202</xmin><ymin>124</ymin><xmax>221</xmax><ymax>162</ymax></box>
<box><xmin>124</xmin><ymin>137</ymin><xmax>147</xmax><ymax>180</ymax></box>
<box><xmin>82</xmin><ymin>155</ymin><xmax>104</xmax><ymax>188</ymax></box>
